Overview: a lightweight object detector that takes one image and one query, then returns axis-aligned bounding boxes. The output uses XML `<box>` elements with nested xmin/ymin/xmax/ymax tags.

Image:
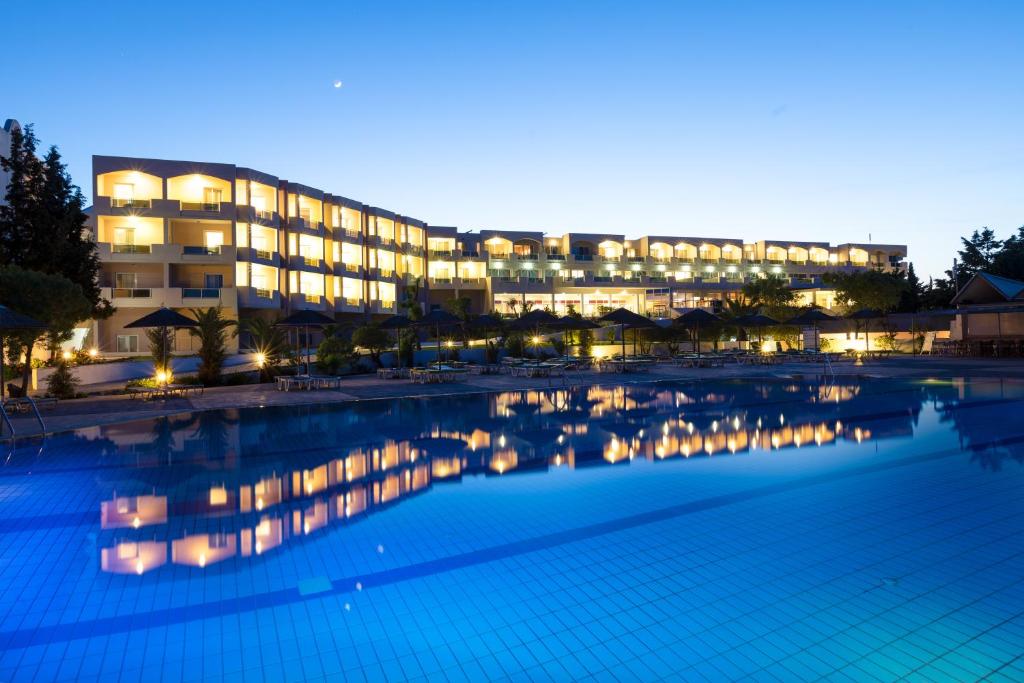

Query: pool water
<box><xmin>0</xmin><ymin>377</ymin><xmax>1023</xmax><ymax>681</ymax></box>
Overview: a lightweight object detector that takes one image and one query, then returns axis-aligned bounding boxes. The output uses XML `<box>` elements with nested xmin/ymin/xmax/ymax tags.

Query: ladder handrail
<box><xmin>25</xmin><ymin>397</ymin><xmax>46</xmax><ymax>434</ymax></box>
<box><xmin>0</xmin><ymin>403</ymin><xmax>13</xmax><ymax>439</ymax></box>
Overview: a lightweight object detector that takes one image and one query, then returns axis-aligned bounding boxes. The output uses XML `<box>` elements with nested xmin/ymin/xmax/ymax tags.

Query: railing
<box><xmin>378</xmin><ymin>237</ymin><xmax>394</xmax><ymax>247</ymax></box>
<box><xmin>429</xmin><ymin>250</ymin><xmax>454</xmax><ymax>259</ymax></box>
<box><xmin>345</xmin><ymin>263</ymin><xmax>360</xmax><ymax>273</ymax></box>
<box><xmin>256</xmin><ymin>209</ymin><xmax>275</xmax><ymax>222</ymax></box>
<box><xmin>378</xmin><ymin>269</ymin><xmax>395</xmax><ymax>278</ymax></box>
<box><xmin>302</xmin><ymin>257</ymin><xmax>319</xmax><ymax>267</ymax></box>
<box><xmin>515</xmin><ymin>253</ymin><xmax>539</xmax><ymax>260</ymax></box>
<box><xmin>344</xmin><ymin>298</ymin><xmax>361</xmax><ymax>307</ymax></box>
<box><xmin>111</xmin><ymin>198</ymin><xmax>152</xmax><ymax>208</ymax></box>
<box><xmin>304</xmin><ymin>294</ymin><xmax>321</xmax><ymax>303</ymax></box>
<box><xmin>652</xmin><ymin>257</ymin><xmax>673</xmax><ymax>264</ymax></box>
<box><xmin>546</xmin><ymin>253</ymin><xmax>566</xmax><ymax>260</ymax></box>
<box><xmin>627</xmin><ymin>256</ymin><xmax>646</xmax><ymax>263</ymax></box>
<box><xmin>112</xmin><ymin>288</ymin><xmax>151</xmax><ymax>298</ymax></box>
<box><xmin>180</xmin><ymin>201</ymin><xmax>221</xmax><ymax>212</ymax></box>
<box><xmin>433</xmin><ymin>277</ymin><xmax>453</xmax><ymax>284</ymax></box>
<box><xmin>599</xmin><ymin>256</ymin><xmax>620</xmax><ymax>262</ymax></box>
<box><xmin>459</xmin><ymin>277</ymin><xmax>484</xmax><ymax>284</ymax></box>
<box><xmin>255</xmin><ymin>288</ymin><xmax>273</xmax><ymax>299</ymax></box>
<box><xmin>182</xmin><ymin>288</ymin><xmax>221</xmax><ymax>299</ymax></box>
<box><xmin>573</xmin><ymin>254</ymin><xmax>594</xmax><ymax>261</ymax></box>
<box><xmin>255</xmin><ymin>249</ymin><xmax>272</xmax><ymax>260</ymax></box>
<box><xmin>459</xmin><ymin>251</ymin><xmax>480</xmax><ymax>258</ymax></box>
<box><xmin>343</xmin><ymin>229</ymin><xmax>360</xmax><ymax>239</ymax></box>
<box><xmin>183</xmin><ymin>245</ymin><xmax>222</xmax><ymax>256</ymax></box>
<box><xmin>111</xmin><ymin>244</ymin><xmax>152</xmax><ymax>254</ymax></box>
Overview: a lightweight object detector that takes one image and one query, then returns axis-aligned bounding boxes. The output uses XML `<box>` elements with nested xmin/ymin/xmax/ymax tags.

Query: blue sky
<box><xmin>2</xmin><ymin>0</ymin><xmax>1021</xmax><ymax>277</ymax></box>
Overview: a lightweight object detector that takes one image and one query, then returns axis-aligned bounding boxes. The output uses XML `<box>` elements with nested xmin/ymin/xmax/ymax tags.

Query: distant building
<box><xmin>0</xmin><ymin>118</ymin><xmax>21</xmax><ymax>205</ymax></box>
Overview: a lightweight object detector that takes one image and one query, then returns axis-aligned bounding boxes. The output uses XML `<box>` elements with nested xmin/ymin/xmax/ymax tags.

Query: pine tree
<box><xmin>0</xmin><ymin>125</ymin><xmax>44</xmax><ymax>266</ymax></box>
<box><xmin>0</xmin><ymin>127</ymin><xmax>109</xmax><ymax>317</ymax></box>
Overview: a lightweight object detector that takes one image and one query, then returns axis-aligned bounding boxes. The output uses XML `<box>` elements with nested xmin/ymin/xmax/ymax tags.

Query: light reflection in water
<box><xmin>66</xmin><ymin>379</ymin><xmax>995</xmax><ymax>576</ymax></box>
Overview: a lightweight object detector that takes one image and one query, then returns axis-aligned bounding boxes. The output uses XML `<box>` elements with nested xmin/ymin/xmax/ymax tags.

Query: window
<box><xmin>204</xmin><ymin>231</ymin><xmax>224</xmax><ymax>253</ymax></box>
<box><xmin>203</xmin><ymin>187</ymin><xmax>222</xmax><ymax>205</ymax></box>
<box><xmin>115</xmin><ymin>272</ymin><xmax>138</xmax><ymax>288</ymax></box>
<box><xmin>113</xmin><ymin>227</ymin><xmax>135</xmax><ymax>246</ymax></box>
<box><xmin>113</xmin><ymin>183</ymin><xmax>134</xmax><ymax>200</ymax></box>
<box><xmin>251</xmin><ymin>194</ymin><xmax>266</xmax><ymax>211</ymax></box>
<box><xmin>204</xmin><ymin>273</ymin><xmax>224</xmax><ymax>289</ymax></box>
<box><xmin>116</xmin><ymin>335</ymin><xmax>139</xmax><ymax>353</ymax></box>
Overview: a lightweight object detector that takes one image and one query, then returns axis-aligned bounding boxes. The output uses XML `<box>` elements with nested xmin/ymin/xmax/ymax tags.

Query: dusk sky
<box><xmin>3</xmin><ymin>0</ymin><xmax>1021</xmax><ymax>278</ymax></box>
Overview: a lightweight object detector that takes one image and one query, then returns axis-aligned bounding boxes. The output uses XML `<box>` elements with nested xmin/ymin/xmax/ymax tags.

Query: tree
<box><xmin>146</xmin><ymin>327</ymin><xmax>174</xmax><ymax>378</ymax></box>
<box><xmin>0</xmin><ymin>126</ymin><xmax>109</xmax><ymax>317</ymax></box>
<box><xmin>188</xmin><ymin>307</ymin><xmax>238</xmax><ymax>385</ymax></box>
<box><xmin>0</xmin><ymin>266</ymin><xmax>94</xmax><ymax>392</ymax></box>
<box><xmin>243</xmin><ymin>317</ymin><xmax>292</xmax><ymax>381</ymax></box>
<box><xmin>896</xmin><ymin>263</ymin><xmax>923</xmax><ymax>313</ymax></box>
<box><xmin>990</xmin><ymin>226</ymin><xmax>1024</xmax><ymax>281</ymax></box>
<box><xmin>352</xmin><ymin>324</ymin><xmax>391</xmax><ymax>367</ymax></box>
<box><xmin>823</xmin><ymin>270</ymin><xmax>906</xmax><ymax>313</ymax></box>
<box><xmin>445</xmin><ymin>295</ymin><xmax>472</xmax><ymax>347</ymax></box>
<box><xmin>741</xmin><ymin>275</ymin><xmax>797</xmax><ymax>319</ymax></box>
<box><xmin>316</xmin><ymin>333</ymin><xmax>358</xmax><ymax>375</ymax></box>
<box><xmin>46</xmin><ymin>361</ymin><xmax>80</xmax><ymax>399</ymax></box>
<box><xmin>955</xmin><ymin>228</ymin><xmax>1002</xmax><ymax>288</ymax></box>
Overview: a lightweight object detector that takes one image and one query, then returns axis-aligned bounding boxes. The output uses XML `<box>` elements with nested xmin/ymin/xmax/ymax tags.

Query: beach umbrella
<box><xmin>0</xmin><ymin>305</ymin><xmax>48</xmax><ymax>402</ymax></box>
<box><xmin>731</xmin><ymin>313</ymin><xmax>780</xmax><ymax>348</ymax></box>
<box><xmin>846</xmin><ymin>308</ymin><xmax>885</xmax><ymax>351</ymax></box>
<box><xmin>786</xmin><ymin>308</ymin><xmax>836</xmax><ymax>352</ymax></box>
<box><xmin>673</xmin><ymin>308</ymin><xmax>722</xmax><ymax>359</ymax></box>
<box><xmin>125</xmin><ymin>307</ymin><xmax>198</xmax><ymax>384</ymax></box>
<box><xmin>275</xmin><ymin>309</ymin><xmax>335</xmax><ymax>375</ymax></box>
<box><xmin>599</xmin><ymin>308</ymin><xmax>656</xmax><ymax>359</ymax></box>
<box><xmin>553</xmin><ymin>315</ymin><xmax>600</xmax><ymax>357</ymax></box>
<box><xmin>415</xmin><ymin>309</ymin><xmax>461</xmax><ymax>364</ymax></box>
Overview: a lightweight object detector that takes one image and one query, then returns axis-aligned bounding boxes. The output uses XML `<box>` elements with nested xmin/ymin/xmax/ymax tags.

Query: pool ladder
<box><xmin>0</xmin><ymin>398</ymin><xmax>46</xmax><ymax>441</ymax></box>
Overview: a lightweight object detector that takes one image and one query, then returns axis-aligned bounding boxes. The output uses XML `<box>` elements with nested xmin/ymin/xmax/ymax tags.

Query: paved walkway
<box><xmin>6</xmin><ymin>356</ymin><xmax>1024</xmax><ymax>437</ymax></box>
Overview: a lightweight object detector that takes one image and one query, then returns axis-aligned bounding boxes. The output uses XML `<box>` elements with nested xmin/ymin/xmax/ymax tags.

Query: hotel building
<box><xmin>88</xmin><ymin>155</ymin><xmax>906</xmax><ymax>355</ymax></box>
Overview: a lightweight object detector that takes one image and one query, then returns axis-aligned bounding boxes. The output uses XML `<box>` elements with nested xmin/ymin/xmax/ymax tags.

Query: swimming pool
<box><xmin>0</xmin><ymin>376</ymin><xmax>1022</xmax><ymax>681</ymax></box>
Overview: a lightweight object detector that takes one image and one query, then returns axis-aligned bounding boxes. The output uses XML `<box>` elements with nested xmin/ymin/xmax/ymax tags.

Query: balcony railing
<box><xmin>302</xmin><ymin>294</ymin><xmax>321</xmax><ymax>303</ymax></box>
<box><xmin>599</xmin><ymin>256</ymin><xmax>620</xmax><ymax>262</ymax></box>
<box><xmin>432</xmin><ymin>277</ymin><xmax>453</xmax><ymax>284</ymax></box>
<box><xmin>180</xmin><ymin>201</ymin><xmax>221</xmax><ymax>212</ymax></box>
<box><xmin>256</xmin><ymin>209</ymin><xmax>275</xmax><ymax>222</ymax></box>
<box><xmin>343</xmin><ymin>229</ymin><xmax>360</xmax><ymax>239</ymax></box>
<box><xmin>545</xmin><ymin>253</ymin><xmax>566</xmax><ymax>260</ymax></box>
<box><xmin>182</xmin><ymin>288</ymin><xmax>221</xmax><ymax>299</ymax></box>
<box><xmin>652</xmin><ymin>257</ymin><xmax>673</xmax><ymax>264</ymax></box>
<box><xmin>515</xmin><ymin>253</ymin><xmax>539</xmax><ymax>260</ymax></box>
<box><xmin>378</xmin><ymin>237</ymin><xmax>394</xmax><ymax>247</ymax></box>
<box><xmin>573</xmin><ymin>254</ymin><xmax>594</xmax><ymax>261</ymax></box>
<box><xmin>429</xmin><ymin>250</ymin><xmax>454</xmax><ymax>259</ymax></box>
<box><xmin>302</xmin><ymin>257</ymin><xmax>320</xmax><ymax>267</ymax></box>
<box><xmin>255</xmin><ymin>249</ymin><xmax>272</xmax><ymax>260</ymax></box>
<box><xmin>344</xmin><ymin>263</ymin><xmax>360</xmax><ymax>273</ymax></box>
<box><xmin>111</xmin><ymin>198</ymin><xmax>152</xmax><ymax>209</ymax></box>
<box><xmin>111</xmin><ymin>244</ymin><xmax>152</xmax><ymax>254</ymax></box>
<box><xmin>183</xmin><ymin>245</ymin><xmax>222</xmax><ymax>256</ymax></box>
<box><xmin>255</xmin><ymin>288</ymin><xmax>273</xmax><ymax>299</ymax></box>
<box><xmin>378</xmin><ymin>269</ymin><xmax>395</xmax><ymax>278</ymax></box>
<box><xmin>344</xmin><ymin>298</ymin><xmax>361</xmax><ymax>307</ymax></box>
<box><xmin>627</xmin><ymin>256</ymin><xmax>646</xmax><ymax>263</ymax></box>
<box><xmin>112</xmin><ymin>288</ymin><xmax>151</xmax><ymax>298</ymax></box>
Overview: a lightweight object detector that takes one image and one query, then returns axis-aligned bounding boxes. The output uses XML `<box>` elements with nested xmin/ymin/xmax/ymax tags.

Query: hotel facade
<box><xmin>88</xmin><ymin>155</ymin><xmax>907</xmax><ymax>355</ymax></box>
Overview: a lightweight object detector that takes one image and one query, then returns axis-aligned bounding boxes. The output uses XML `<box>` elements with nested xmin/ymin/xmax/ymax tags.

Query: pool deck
<box><xmin>6</xmin><ymin>356</ymin><xmax>1024</xmax><ymax>437</ymax></box>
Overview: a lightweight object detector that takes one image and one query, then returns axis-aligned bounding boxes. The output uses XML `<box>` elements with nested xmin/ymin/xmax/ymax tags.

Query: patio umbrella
<box><xmin>275</xmin><ymin>309</ymin><xmax>335</xmax><ymax>375</ymax></box>
<box><xmin>731</xmin><ymin>313</ymin><xmax>780</xmax><ymax>349</ymax></box>
<box><xmin>786</xmin><ymin>308</ymin><xmax>836</xmax><ymax>352</ymax></box>
<box><xmin>466</xmin><ymin>314</ymin><xmax>504</xmax><ymax>360</ymax></box>
<box><xmin>672</xmin><ymin>308</ymin><xmax>722</xmax><ymax>359</ymax></box>
<box><xmin>125</xmin><ymin>307</ymin><xmax>198</xmax><ymax>384</ymax></box>
<box><xmin>507</xmin><ymin>309</ymin><xmax>559</xmax><ymax>331</ymax></box>
<box><xmin>378</xmin><ymin>314</ymin><xmax>413</xmax><ymax>330</ymax></box>
<box><xmin>599</xmin><ymin>308</ymin><xmax>656</xmax><ymax>359</ymax></box>
<box><xmin>846</xmin><ymin>308</ymin><xmax>885</xmax><ymax>352</ymax></box>
<box><xmin>0</xmin><ymin>305</ymin><xmax>48</xmax><ymax>402</ymax></box>
<box><xmin>553</xmin><ymin>315</ymin><xmax>600</xmax><ymax>357</ymax></box>
<box><xmin>415</xmin><ymin>309</ymin><xmax>462</xmax><ymax>365</ymax></box>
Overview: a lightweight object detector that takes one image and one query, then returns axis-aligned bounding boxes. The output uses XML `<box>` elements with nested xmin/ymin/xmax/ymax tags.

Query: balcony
<box><xmin>183</xmin><ymin>245</ymin><xmax>222</xmax><ymax>256</ymax></box>
<box><xmin>302</xmin><ymin>256</ymin><xmax>320</xmax><ymax>267</ymax></box>
<box><xmin>545</xmin><ymin>253</ymin><xmax>566</xmax><ymax>261</ymax></box>
<box><xmin>180</xmin><ymin>201</ymin><xmax>222</xmax><ymax>213</ymax></box>
<box><xmin>429</xmin><ymin>250</ymin><xmax>454</xmax><ymax>259</ymax></box>
<box><xmin>627</xmin><ymin>256</ymin><xmax>646</xmax><ymax>263</ymax></box>
<box><xmin>340</xmin><ymin>229</ymin><xmax>361</xmax><ymax>241</ymax></box>
<box><xmin>288</xmin><ymin>217</ymin><xmax>324</xmax><ymax>234</ymax></box>
<box><xmin>182</xmin><ymin>288</ymin><xmax>222</xmax><ymax>300</ymax></box>
<box><xmin>572</xmin><ymin>254</ymin><xmax>594</xmax><ymax>262</ymax></box>
<box><xmin>255</xmin><ymin>249</ymin><xmax>272</xmax><ymax>260</ymax></box>
<box><xmin>112</xmin><ymin>288</ymin><xmax>152</xmax><ymax>299</ymax></box>
<box><xmin>599</xmin><ymin>256</ymin><xmax>620</xmax><ymax>263</ymax></box>
<box><xmin>238</xmin><ymin>286</ymin><xmax>281</xmax><ymax>308</ymax></box>
<box><xmin>112</xmin><ymin>244</ymin><xmax>152</xmax><ymax>255</ymax></box>
<box><xmin>515</xmin><ymin>253</ymin><xmax>539</xmax><ymax>261</ymax></box>
<box><xmin>111</xmin><ymin>198</ymin><xmax>152</xmax><ymax>209</ymax></box>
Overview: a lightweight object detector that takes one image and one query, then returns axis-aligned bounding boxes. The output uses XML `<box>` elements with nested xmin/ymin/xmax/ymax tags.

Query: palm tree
<box><xmin>243</xmin><ymin>316</ymin><xmax>291</xmax><ymax>381</ymax></box>
<box><xmin>741</xmin><ymin>275</ymin><xmax>797</xmax><ymax>318</ymax></box>
<box><xmin>188</xmin><ymin>307</ymin><xmax>238</xmax><ymax>386</ymax></box>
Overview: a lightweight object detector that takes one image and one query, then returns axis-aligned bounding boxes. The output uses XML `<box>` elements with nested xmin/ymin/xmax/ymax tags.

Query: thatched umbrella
<box><xmin>599</xmin><ymin>308</ymin><xmax>656</xmax><ymax>359</ymax></box>
<box><xmin>125</xmin><ymin>307</ymin><xmax>198</xmax><ymax>383</ymax></box>
<box><xmin>731</xmin><ymin>313</ymin><xmax>780</xmax><ymax>349</ymax></box>
<box><xmin>0</xmin><ymin>305</ymin><xmax>48</xmax><ymax>401</ymax></box>
<box><xmin>672</xmin><ymin>308</ymin><xmax>722</xmax><ymax>359</ymax></box>
<box><xmin>415</xmin><ymin>309</ymin><xmax>462</xmax><ymax>364</ymax></box>
<box><xmin>553</xmin><ymin>315</ymin><xmax>600</xmax><ymax>357</ymax></box>
<box><xmin>846</xmin><ymin>308</ymin><xmax>885</xmax><ymax>352</ymax></box>
<box><xmin>786</xmin><ymin>308</ymin><xmax>836</xmax><ymax>352</ymax></box>
<box><xmin>274</xmin><ymin>309</ymin><xmax>335</xmax><ymax>374</ymax></box>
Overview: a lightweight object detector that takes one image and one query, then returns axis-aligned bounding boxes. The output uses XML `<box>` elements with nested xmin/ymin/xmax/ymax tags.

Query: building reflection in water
<box><xmin>70</xmin><ymin>378</ymin><xmax>1017</xmax><ymax>576</ymax></box>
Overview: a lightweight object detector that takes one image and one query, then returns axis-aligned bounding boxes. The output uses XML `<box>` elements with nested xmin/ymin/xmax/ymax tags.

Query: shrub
<box><xmin>188</xmin><ymin>306</ymin><xmax>237</xmax><ymax>386</ymax></box>
<box><xmin>577</xmin><ymin>329</ymin><xmax>594</xmax><ymax>357</ymax></box>
<box><xmin>46</xmin><ymin>362</ymin><xmax>80</xmax><ymax>399</ymax></box>
<box><xmin>352</xmin><ymin>324</ymin><xmax>391</xmax><ymax>368</ymax></box>
<box><xmin>505</xmin><ymin>332</ymin><xmax>525</xmax><ymax>358</ymax></box>
<box><xmin>317</xmin><ymin>335</ymin><xmax>358</xmax><ymax>374</ymax></box>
